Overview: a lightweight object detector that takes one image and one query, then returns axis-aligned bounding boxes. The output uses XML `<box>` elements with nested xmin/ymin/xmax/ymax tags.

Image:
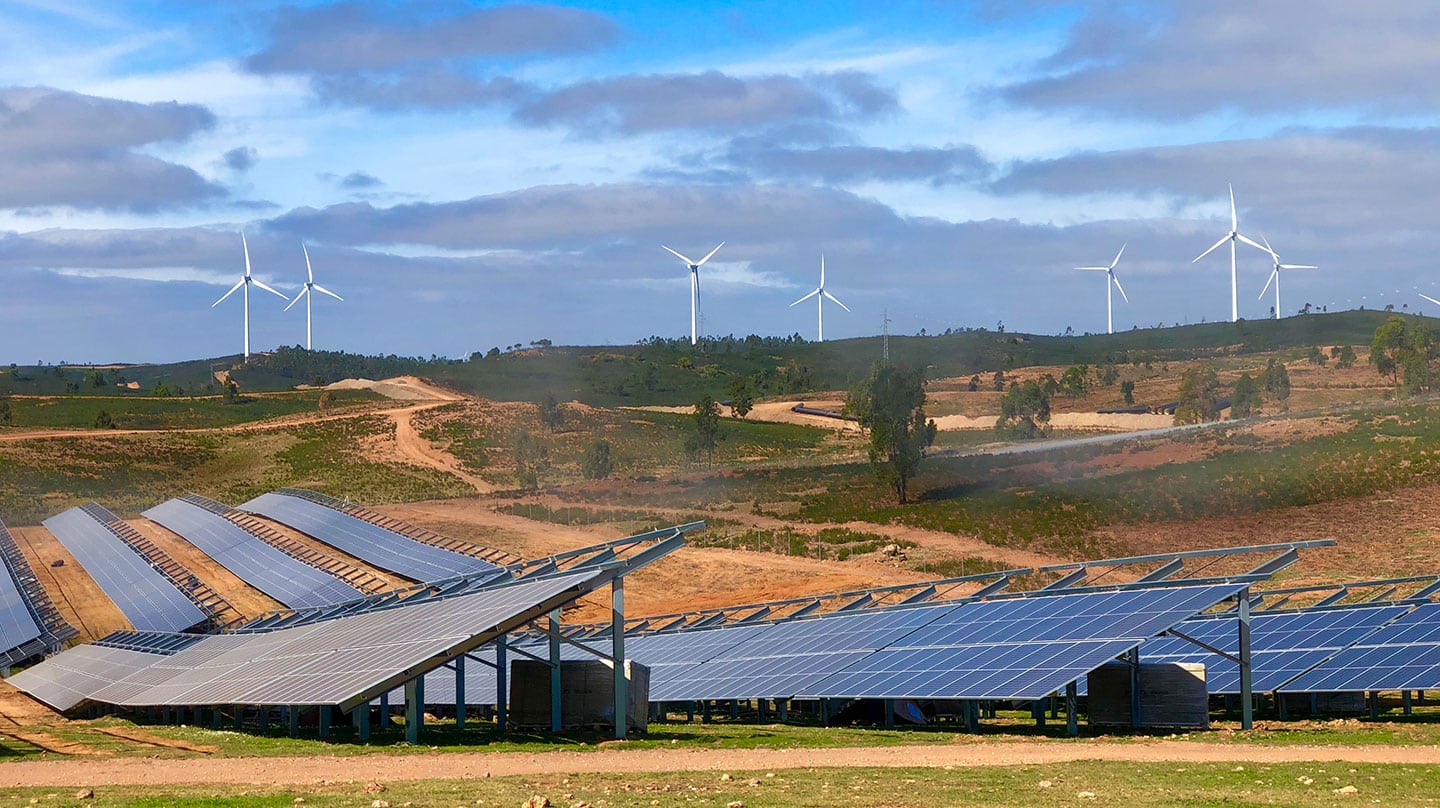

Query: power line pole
<box><xmin>882</xmin><ymin>309</ymin><xmax>891</xmax><ymax>363</ymax></box>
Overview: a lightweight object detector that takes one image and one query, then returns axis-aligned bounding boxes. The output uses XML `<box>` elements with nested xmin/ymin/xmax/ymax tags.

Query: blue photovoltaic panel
<box><xmin>144</xmin><ymin>498</ymin><xmax>363</xmax><ymax>610</ymax></box>
<box><xmin>241</xmin><ymin>492</ymin><xmax>496</xmax><ymax>582</ymax></box>
<box><xmin>43</xmin><ymin>508</ymin><xmax>207</xmax><ymax>633</ymax></box>
<box><xmin>0</xmin><ymin>543</ymin><xmax>42</xmax><ymax>656</ymax></box>
<box><xmin>1283</xmin><ymin>602</ymin><xmax>1440</xmax><ymax>693</ymax></box>
<box><xmin>1139</xmin><ymin>604</ymin><xmax>1410</xmax><ymax>694</ymax></box>
<box><xmin>649</xmin><ymin>605</ymin><xmax>955</xmax><ymax>702</ymax></box>
<box><xmin>799</xmin><ymin>583</ymin><xmax>1245</xmax><ymax>701</ymax></box>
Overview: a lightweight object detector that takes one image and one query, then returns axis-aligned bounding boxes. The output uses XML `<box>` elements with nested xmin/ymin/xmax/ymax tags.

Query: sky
<box><xmin>4</xmin><ymin>1</ymin><xmax>1440</xmax><ymax>363</ymax></box>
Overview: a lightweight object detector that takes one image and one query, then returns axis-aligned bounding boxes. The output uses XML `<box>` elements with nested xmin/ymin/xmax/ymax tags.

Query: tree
<box><xmin>1371</xmin><ymin>316</ymin><xmax>1436</xmax><ymax>396</ymax></box>
<box><xmin>581</xmin><ymin>439</ymin><xmax>614</xmax><ymax>480</ymax></box>
<box><xmin>1231</xmin><ymin>372</ymin><xmax>1262</xmax><ymax>418</ymax></box>
<box><xmin>93</xmin><ymin>409</ymin><xmax>115</xmax><ymax>429</ymax></box>
<box><xmin>848</xmin><ymin>364</ymin><xmax>937</xmax><ymax>505</ymax></box>
<box><xmin>996</xmin><ymin>379</ymin><xmax>1051</xmax><ymax>438</ymax></box>
<box><xmin>318</xmin><ymin>390</ymin><xmax>335</xmax><ymax>410</ymax></box>
<box><xmin>1174</xmin><ymin>366</ymin><xmax>1224</xmax><ymax>424</ymax></box>
<box><xmin>727</xmin><ymin>376</ymin><xmax>755</xmax><ymax>420</ymax></box>
<box><xmin>1058</xmin><ymin>364</ymin><xmax>1089</xmax><ymax>397</ymax></box>
<box><xmin>0</xmin><ymin>397</ymin><xmax>11</xmax><ymax>425</ymax></box>
<box><xmin>513</xmin><ymin>431</ymin><xmax>549</xmax><ymax>490</ymax></box>
<box><xmin>991</xmin><ymin>370</ymin><xmax>1005</xmax><ymax>391</ymax></box>
<box><xmin>85</xmin><ymin>368</ymin><xmax>105</xmax><ymax>389</ymax></box>
<box><xmin>1371</xmin><ymin>315</ymin><xmax>1408</xmax><ymax>389</ymax></box>
<box><xmin>1334</xmin><ymin>344</ymin><xmax>1357</xmax><ymax>368</ymax></box>
<box><xmin>223</xmin><ymin>380</ymin><xmax>240</xmax><ymax>404</ymax></box>
<box><xmin>1306</xmin><ymin>346</ymin><xmax>1328</xmax><ymax>366</ymax></box>
<box><xmin>537</xmin><ymin>393</ymin><xmax>565</xmax><ymax>432</ymax></box>
<box><xmin>967</xmin><ymin>375</ymin><xmax>980</xmax><ymax>392</ymax></box>
<box><xmin>1260</xmin><ymin>358</ymin><xmax>1291</xmax><ymax>404</ymax></box>
<box><xmin>686</xmin><ymin>395</ymin><xmax>722</xmax><ymax>461</ymax></box>
<box><xmin>1120</xmin><ymin>380</ymin><xmax>1136</xmax><ymax>405</ymax></box>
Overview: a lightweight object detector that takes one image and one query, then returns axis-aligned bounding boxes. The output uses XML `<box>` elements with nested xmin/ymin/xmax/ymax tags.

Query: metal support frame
<box><xmin>1238</xmin><ymin>587</ymin><xmax>1253</xmax><ymax>730</ymax></box>
<box><xmin>1404</xmin><ymin>690</ymin><xmax>1413</xmax><ymax>716</ymax></box>
<box><xmin>1065</xmin><ymin>682</ymin><xmax>1078</xmax><ymax>737</ymax></box>
<box><xmin>612</xmin><ymin>576</ymin><xmax>627</xmax><ymax>740</ymax></box>
<box><xmin>288</xmin><ymin>705</ymin><xmax>299</xmax><ymax>738</ymax></box>
<box><xmin>496</xmin><ymin>638</ymin><xmax>509</xmax><ymax>731</ymax></box>
<box><xmin>319</xmin><ymin>705</ymin><xmax>332</xmax><ymax>739</ymax></box>
<box><xmin>455</xmin><ymin>655</ymin><xmax>466</xmax><ymax>729</ymax></box>
<box><xmin>549</xmin><ymin>607</ymin><xmax>562</xmax><ymax>733</ymax></box>
<box><xmin>354</xmin><ymin>704</ymin><xmax>371</xmax><ymax>742</ymax></box>
<box><xmin>405</xmin><ymin>677</ymin><xmax>424</xmax><ymax>744</ymax></box>
<box><xmin>1127</xmin><ymin>648</ymin><xmax>1141</xmax><ymax>729</ymax></box>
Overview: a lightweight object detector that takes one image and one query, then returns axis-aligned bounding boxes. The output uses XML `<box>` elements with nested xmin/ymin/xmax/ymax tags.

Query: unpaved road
<box><xmin>3</xmin><ymin>741</ymin><xmax>1439</xmax><ymax>787</ymax></box>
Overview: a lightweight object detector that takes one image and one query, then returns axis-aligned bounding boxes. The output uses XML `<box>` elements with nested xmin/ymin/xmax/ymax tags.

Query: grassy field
<box><xmin>0</xmin><ymin>389</ymin><xmax>379</xmax><ymax>430</ymax></box>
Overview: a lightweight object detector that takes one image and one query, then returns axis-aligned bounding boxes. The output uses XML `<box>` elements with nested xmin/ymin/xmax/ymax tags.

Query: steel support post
<box><xmin>288</xmin><ymin>705</ymin><xmax>300</xmax><ymax>738</ymax></box>
<box><xmin>455</xmin><ymin>655</ymin><xmax>466</xmax><ymax>729</ymax></box>
<box><xmin>379</xmin><ymin>692</ymin><xmax>389</xmax><ymax>728</ymax></box>
<box><xmin>1128</xmin><ymin>647</ymin><xmax>1142</xmax><ymax>730</ymax></box>
<box><xmin>1238</xmin><ymin>588</ymin><xmax>1253</xmax><ymax>730</ymax></box>
<box><xmin>882</xmin><ymin>699</ymin><xmax>893</xmax><ymax>728</ymax></box>
<box><xmin>405</xmin><ymin>677</ymin><xmax>424</xmax><ymax>744</ymax></box>
<box><xmin>1066</xmin><ymin>681</ymin><xmax>1078</xmax><ymax>737</ymax></box>
<box><xmin>702</xmin><ymin>700</ymin><xmax>712</xmax><ymax>724</ymax></box>
<box><xmin>496</xmin><ymin>639</ymin><xmax>509</xmax><ymax>731</ymax></box>
<box><xmin>319</xmin><ymin>705</ymin><xmax>332</xmax><ymax>739</ymax></box>
<box><xmin>1404</xmin><ymin>690</ymin><xmax>1413</xmax><ymax>716</ymax></box>
<box><xmin>258</xmin><ymin>707</ymin><xmax>269</xmax><ymax>733</ymax></box>
<box><xmin>549</xmin><ymin>607</ymin><xmax>563</xmax><ymax>733</ymax></box>
<box><xmin>356</xmin><ymin>704</ymin><xmax>371</xmax><ymax>742</ymax></box>
<box><xmin>612</xmin><ymin>577</ymin><xmax>627</xmax><ymax>740</ymax></box>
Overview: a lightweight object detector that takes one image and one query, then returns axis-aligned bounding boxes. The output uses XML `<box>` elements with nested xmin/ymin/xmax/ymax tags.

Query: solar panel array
<box><xmin>7</xmin><ymin>644</ymin><xmax>169</xmax><ymax>711</ymax></box>
<box><xmin>0</xmin><ymin>538</ymin><xmax>42</xmax><ymax>661</ymax></box>
<box><xmin>29</xmin><ymin>570</ymin><xmax>604</xmax><ymax>710</ymax></box>
<box><xmin>144</xmin><ymin>498</ymin><xmax>364</xmax><ymax>610</ymax></box>
<box><xmin>241</xmin><ymin>492</ymin><xmax>498</xmax><ymax>582</ymax></box>
<box><xmin>43</xmin><ymin>508</ymin><xmax>207</xmax><ymax>633</ymax></box>
<box><xmin>0</xmin><ymin>517</ymin><xmax>75</xmax><ymax>666</ymax></box>
<box><xmin>1139</xmin><ymin>604</ymin><xmax>1410</xmax><ymax>694</ymax></box>
<box><xmin>1284</xmin><ymin>602</ymin><xmax>1440</xmax><ymax>693</ymax></box>
<box><xmin>800</xmin><ymin>584</ymin><xmax>1246</xmax><ymax>701</ymax></box>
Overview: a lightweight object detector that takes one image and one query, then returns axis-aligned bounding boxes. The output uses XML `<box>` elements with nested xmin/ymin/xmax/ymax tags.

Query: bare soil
<box><xmin>10</xmin><ymin>526</ymin><xmax>129</xmax><ymax>642</ymax></box>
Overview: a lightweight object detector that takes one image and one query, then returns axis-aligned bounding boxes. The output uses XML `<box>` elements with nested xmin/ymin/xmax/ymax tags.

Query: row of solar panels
<box><xmin>25</xmin><ymin>491</ymin><xmax>504</xmax><ymax>648</ymax></box>
<box><xmin>0</xmin><ymin>519</ymin><xmax>77</xmax><ymax>667</ymax></box>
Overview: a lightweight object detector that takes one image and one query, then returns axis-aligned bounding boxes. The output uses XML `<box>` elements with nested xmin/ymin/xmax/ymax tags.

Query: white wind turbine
<box><xmin>790</xmin><ymin>255</ymin><xmax>850</xmax><ymax>341</ymax></box>
<box><xmin>661</xmin><ymin>242</ymin><xmax>724</xmax><ymax>345</ymax></box>
<box><xmin>284</xmin><ymin>243</ymin><xmax>344</xmax><ymax>350</ymax></box>
<box><xmin>1192</xmin><ymin>184</ymin><xmax>1271</xmax><ymax>322</ymax></box>
<box><xmin>212</xmin><ymin>232</ymin><xmax>287</xmax><ymax>359</ymax></box>
<box><xmin>1257</xmin><ymin>236</ymin><xmax>1316</xmax><ymax>320</ymax></box>
<box><xmin>1419</xmin><ymin>292</ymin><xmax>1440</xmax><ymax>309</ymax></box>
<box><xmin>1075</xmin><ymin>242</ymin><xmax>1129</xmax><ymax>334</ymax></box>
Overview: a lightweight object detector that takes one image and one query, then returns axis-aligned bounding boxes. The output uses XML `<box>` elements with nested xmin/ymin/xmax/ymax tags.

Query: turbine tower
<box><xmin>1257</xmin><ymin>236</ymin><xmax>1316</xmax><ymax>320</ymax></box>
<box><xmin>284</xmin><ymin>243</ymin><xmax>345</xmax><ymax>350</ymax></box>
<box><xmin>1075</xmin><ymin>242</ymin><xmax>1129</xmax><ymax>334</ymax></box>
<box><xmin>212</xmin><ymin>232</ymin><xmax>287</xmax><ymax>359</ymax></box>
<box><xmin>661</xmin><ymin>242</ymin><xmax>724</xmax><ymax>345</ymax></box>
<box><xmin>790</xmin><ymin>255</ymin><xmax>850</xmax><ymax>341</ymax></box>
<box><xmin>1193</xmin><ymin>184</ymin><xmax>1270</xmax><ymax>322</ymax></box>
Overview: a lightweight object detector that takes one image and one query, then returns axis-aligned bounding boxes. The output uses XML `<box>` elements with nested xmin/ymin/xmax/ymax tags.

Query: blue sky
<box><xmin>3</xmin><ymin>1</ymin><xmax>1440</xmax><ymax>362</ymax></box>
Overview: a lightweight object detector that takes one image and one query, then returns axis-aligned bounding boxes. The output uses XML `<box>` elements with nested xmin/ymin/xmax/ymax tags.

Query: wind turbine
<box><xmin>1075</xmin><ymin>242</ymin><xmax>1129</xmax><ymax>334</ymax></box>
<box><xmin>212</xmin><ymin>232</ymin><xmax>287</xmax><ymax>359</ymax></box>
<box><xmin>661</xmin><ymin>242</ymin><xmax>724</xmax><ymax>345</ymax></box>
<box><xmin>1192</xmin><ymin>184</ymin><xmax>1270</xmax><ymax>322</ymax></box>
<box><xmin>790</xmin><ymin>255</ymin><xmax>850</xmax><ymax>341</ymax></box>
<box><xmin>284</xmin><ymin>243</ymin><xmax>344</xmax><ymax>350</ymax></box>
<box><xmin>1420</xmin><ymin>293</ymin><xmax>1440</xmax><ymax>309</ymax></box>
<box><xmin>1257</xmin><ymin>236</ymin><xmax>1316</xmax><ymax>320</ymax></box>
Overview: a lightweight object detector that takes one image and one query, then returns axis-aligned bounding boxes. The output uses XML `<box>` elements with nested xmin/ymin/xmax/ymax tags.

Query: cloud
<box><xmin>247</xmin><ymin>2</ymin><xmax>619</xmax><ymax>75</ymax></box>
<box><xmin>514</xmin><ymin>70</ymin><xmax>896</xmax><ymax>135</ymax></box>
<box><xmin>223</xmin><ymin>146</ymin><xmax>257</xmax><ymax>172</ymax></box>
<box><xmin>0</xmin><ymin>86</ymin><xmax>223</xmax><ymax>212</ymax></box>
<box><xmin>998</xmin><ymin>1</ymin><xmax>1440</xmax><ymax>119</ymax></box>
<box><xmin>725</xmin><ymin>139</ymin><xmax>992</xmax><ymax>186</ymax></box>
<box><xmin>340</xmin><ymin>171</ymin><xmax>382</xmax><ymax>189</ymax></box>
<box><xmin>311</xmin><ymin>70</ymin><xmax>527</xmax><ymax>111</ymax></box>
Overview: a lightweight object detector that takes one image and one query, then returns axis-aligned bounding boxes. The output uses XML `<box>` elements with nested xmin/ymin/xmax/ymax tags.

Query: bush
<box><xmin>582</xmin><ymin>439</ymin><xmax>614</xmax><ymax>480</ymax></box>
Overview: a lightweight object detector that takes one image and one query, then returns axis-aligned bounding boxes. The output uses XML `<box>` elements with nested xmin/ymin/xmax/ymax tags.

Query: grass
<box><xmin>0</xmin><ymin>390</ymin><xmax>379</xmax><ymax>430</ymax></box>
<box><xmin>692</xmin><ymin>526</ymin><xmax>915</xmax><ymax>561</ymax></box>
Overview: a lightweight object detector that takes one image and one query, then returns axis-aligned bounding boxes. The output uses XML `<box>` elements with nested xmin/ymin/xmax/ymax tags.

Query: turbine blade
<box><xmin>823</xmin><ymin>290</ymin><xmax>851</xmax><ymax>312</ymax></box>
<box><xmin>1229</xmin><ymin>183</ymin><xmax>1237</xmax><ymax>231</ymax></box>
<box><xmin>819</xmin><ymin>254</ymin><xmax>825</xmax><ymax>288</ymax></box>
<box><xmin>695</xmin><ymin>241</ymin><xmax>725</xmax><ymax>267</ymax></box>
<box><xmin>1236</xmin><ymin>232</ymin><xmax>1270</xmax><ymax>253</ymax></box>
<box><xmin>1280</xmin><ymin>264</ymin><xmax>1317</xmax><ymax>270</ymax></box>
<box><xmin>251</xmin><ymin>278</ymin><xmax>288</xmax><ymax>299</ymax></box>
<box><xmin>1111</xmin><ymin>241</ymin><xmax>1127</xmax><ymax>269</ymax></box>
<box><xmin>284</xmin><ymin>288</ymin><xmax>308</xmax><ymax>312</ymax></box>
<box><xmin>313</xmin><ymin>284</ymin><xmax>344</xmax><ymax>301</ymax></box>
<box><xmin>790</xmin><ymin>289</ymin><xmax>820</xmax><ymax>307</ymax></box>
<box><xmin>1111</xmin><ymin>273</ymin><xmax>1129</xmax><ymax>303</ymax></box>
<box><xmin>212</xmin><ymin>279</ymin><xmax>245</xmax><ymax>307</ymax></box>
<box><xmin>241</xmin><ymin>231</ymin><xmax>252</xmax><ymax>278</ymax></box>
<box><xmin>1075</xmin><ymin>266</ymin><xmax>1110</xmax><ymax>272</ymax></box>
<box><xmin>661</xmin><ymin>245</ymin><xmax>695</xmax><ymax>265</ymax></box>
<box><xmin>1420</xmin><ymin>293</ymin><xmax>1440</xmax><ymax>308</ymax></box>
<box><xmin>303</xmin><ymin>242</ymin><xmax>314</xmax><ymax>283</ymax></box>
<box><xmin>1259</xmin><ymin>268</ymin><xmax>1277</xmax><ymax>298</ymax></box>
<box><xmin>1193</xmin><ymin>234</ymin><xmax>1229</xmax><ymax>262</ymax></box>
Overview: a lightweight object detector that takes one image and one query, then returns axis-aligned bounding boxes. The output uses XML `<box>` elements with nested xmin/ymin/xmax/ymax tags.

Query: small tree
<box><xmin>967</xmin><ymin>375</ymin><xmax>980</xmax><ymax>392</ymax></box>
<box><xmin>513</xmin><ymin>431</ymin><xmax>549</xmax><ymax>490</ymax></box>
<box><xmin>581</xmin><ymin>439</ymin><xmax>614</xmax><ymax>480</ymax></box>
<box><xmin>1307</xmin><ymin>346</ymin><xmax>1328</xmax><ymax>366</ymax></box>
<box><xmin>849</xmin><ymin>364</ymin><xmax>937</xmax><ymax>505</ymax></box>
<box><xmin>1231</xmin><ymin>372</ymin><xmax>1262</xmax><ymax>418</ymax></box>
<box><xmin>93</xmin><ymin>409</ymin><xmax>115</xmax><ymax>429</ymax></box>
<box><xmin>223</xmin><ymin>380</ymin><xmax>240</xmax><ymax>404</ymax></box>
<box><xmin>1120</xmin><ymin>380</ymin><xmax>1136</xmax><ymax>405</ymax></box>
<box><xmin>991</xmin><ymin>370</ymin><xmax>1005</xmax><ymax>391</ymax></box>
<box><xmin>1174</xmin><ymin>366</ymin><xmax>1223</xmax><ymax>424</ymax></box>
<box><xmin>996</xmin><ymin>380</ymin><xmax>1051</xmax><ymax>438</ymax></box>
<box><xmin>537</xmin><ymin>393</ymin><xmax>564</xmax><ymax>432</ymax></box>
<box><xmin>1058</xmin><ymin>364</ymin><xmax>1089</xmax><ymax>398</ymax></box>
<box><xmin>0</xmin><ymin>397</ymin><xmax>11</xmax><ymax>425</ymax></box>
<box><xmin>86</xmin><ymin>368</ymin><xmax>105</xmax><ymax>389</ymax></box>
<box><xmin>318</xmin><ymin>390</ymin><xmax>335</xmax><ymax>410</ymax></box>
<box><xmin>727</xmin><ymin>376</ymin><xmax>755</xmax><ymax>420</ymax></box>
<box><xmin>686</xmin><ymin>395</ymin><xmax>722</xmax><ymax>461</ymax></box>
<box><xmin>1335</xmin><ymin>345</ymin><xmax>1357</xmax><ymax>369</ymax></box>
<box><xmin>1260</xmin><ymin>358</ymin><xmax>1291</xmax><ymax>405</ymax></box>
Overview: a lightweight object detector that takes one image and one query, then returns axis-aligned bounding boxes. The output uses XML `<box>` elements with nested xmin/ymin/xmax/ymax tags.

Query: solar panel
<box><xmin>649</xmin><ymin>606</ymin><xmax>954</xmax><ymax>702</ymax></box>
<box><xmin>240</xmin><ymin>492</ymin><xmax>497</xmax><ymax>582</ymax></box>
<box><xmin>42</xmin><ymin>508</ymin><xmax>207</xmax><ymax>633</ymax></box>
<box><xmin>1139</xmin><ymin>604</ymin><xmax>1411</xmax><ymax>694</ymax></box>
<box><xmin>85</xmin><ymin>569</ymin><xmax>603</xmax><ymax>709</ymax></box>
<box><xmin>144</xmin><ymin>498</ymin><xmax>364</xmax><ymax>610</ymax></box>
<box><xmin>7</xmin><ymin>644</ymin><xmax>168</xmax><ymax>711</ymax></box>
<box><xmin>799</xmin><ymin>583</ymin><xmax>1245</xmax><ymax>701</ymax></box>
<box><xmin>0</xmin><ymin>535</ymin><xmax>42</xmax><ymax>658</ymax></box>
<box><xmin>1282</xmin><ymin>602</ymin><xmax>1440</xmax><ymax>693</ymax></box>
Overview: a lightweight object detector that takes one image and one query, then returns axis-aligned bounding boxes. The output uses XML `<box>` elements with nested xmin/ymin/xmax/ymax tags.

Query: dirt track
<box><xmin>2</xmin><ymin>740</ymin><xmax>1439</xmax><ymax>787</ymax></box>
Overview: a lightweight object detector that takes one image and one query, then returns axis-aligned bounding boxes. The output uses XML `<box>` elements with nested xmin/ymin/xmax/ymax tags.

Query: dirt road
<box><xmin>3</xmin><ymin>740</ymin><xmax>1439</xmax><ymax>787</ymax></box>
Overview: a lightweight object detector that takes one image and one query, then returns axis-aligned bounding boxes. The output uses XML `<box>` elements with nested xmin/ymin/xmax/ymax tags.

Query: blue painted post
<box><xmin>612</xmin><ymin>577</ymin><xmax>627</xmax><ymax>741</ymax></box>
<box><xmin>1066</xmin><ymin>681</ymin><xmax>1078</xmax><ymax>737</ymax></box>
<box><xmin>405</xmin><ymin>678</ymin><xmax>424</xmax><ymax>744</ymax></box>
<box><xmin>319</xmin><ymin>705</ymin><xmax>332</xmax><ymax>739</ymax></box>
<box><xmin>496</xmin><ymin>640</ymin><xmax>509</xmax><ymax>731</ymax></box>
<box><xmin>455</xmin><ymin>656</ymin><xmax>466</xmax><ymax>730</ymax></box>
<box><xmin>550</xmin><ymin>607</ymin><xmax>563</xmax><ymax>733</ymax></box>
<box><xmin>1238</xmin><ymin>589</ymin><xmax>1253</xmax><ymax>730</ymax></box>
